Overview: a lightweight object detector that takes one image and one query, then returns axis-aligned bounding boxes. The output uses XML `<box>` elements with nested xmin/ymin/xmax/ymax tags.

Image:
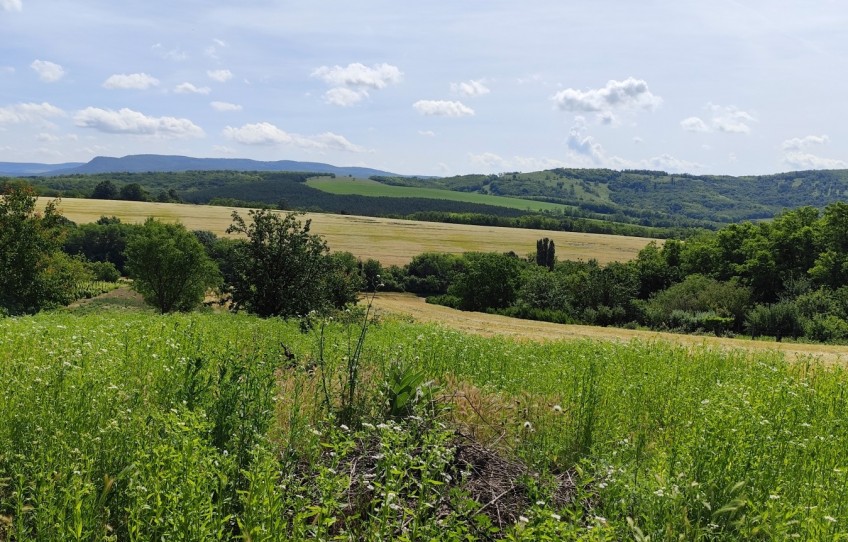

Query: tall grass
<box><xmin>0</xmin><ymin>311</ymin><xmax>845</xmax><ymax>539</ymax></box>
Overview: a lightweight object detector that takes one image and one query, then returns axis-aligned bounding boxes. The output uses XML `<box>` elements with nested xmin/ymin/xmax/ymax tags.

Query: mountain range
<box><xmin>0</xmin><ymin>154</ymin><xmax>402</xmax><ymax>178</ymax></box>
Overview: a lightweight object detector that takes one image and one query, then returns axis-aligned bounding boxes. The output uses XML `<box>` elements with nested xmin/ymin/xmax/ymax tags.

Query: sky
<box><xmin>1</xmin><ymin>1</ymin><xmax>847</xmax><ymax>177</ymax></box>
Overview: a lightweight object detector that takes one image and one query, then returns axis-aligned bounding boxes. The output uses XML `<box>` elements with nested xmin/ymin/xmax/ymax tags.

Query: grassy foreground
<box><xmin>1</xmin><ymin>309</ymin><xmax>846</xmax><ymax>540</ymax></box>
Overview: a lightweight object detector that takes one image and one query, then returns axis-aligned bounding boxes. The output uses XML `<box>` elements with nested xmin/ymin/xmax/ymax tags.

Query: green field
<box><xmin>306</xmin><ymin>176</ymin><xmax>573</xmax><ymax>213</ymax></box>
<box><xmin>1</xmin><ymin>305</ymin><xmax>846</xmax><ymax>540</ymax></box>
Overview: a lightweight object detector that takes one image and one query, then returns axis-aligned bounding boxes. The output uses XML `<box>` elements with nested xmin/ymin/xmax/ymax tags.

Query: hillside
<box><xmin>1</xmin><ymin>154</ymin><xmax>402</xmax><ymax>178</ymax></box>
<box><xmin>371</xmin><ymin>168</ymin><xmax>848</xmax><ymax>228</ymax></box>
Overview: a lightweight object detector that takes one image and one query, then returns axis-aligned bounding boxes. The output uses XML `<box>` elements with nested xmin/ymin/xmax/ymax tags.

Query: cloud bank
<box><xmin>413</xmin><ymin>100</ymin><xmax>474</xmax><ymax>117</ymax></box>
<box><xmin>224</xmin><ymin>122</ymin><xmax>367</xmax><ymax>152</ymax></box>
<box><xmin>74</xmin><ymin>107</ymin><xmax>204</xmax><ymax>138</ymax></box>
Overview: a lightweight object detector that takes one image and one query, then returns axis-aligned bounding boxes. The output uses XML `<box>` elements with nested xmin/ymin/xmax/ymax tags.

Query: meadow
<box><xmin>304</xmin><ymin>177</ymin><xmax>573</xmax><ymax>213</ymax></box>
<box><xmin>43</xmin><ymin>198</ymin><xmax>652</xmax><ymax>266</ymax></box>
<box><xmin>1</xmin><ymin>305</ymin><xmax>846</xmax><ymax>540</ymax></box>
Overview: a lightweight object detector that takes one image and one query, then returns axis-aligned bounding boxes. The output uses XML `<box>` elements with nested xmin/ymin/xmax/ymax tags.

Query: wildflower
<box><xmin>654</xmin><ymin>488</ymin><xmax>665</xmax><ymax>497</ymax></box>
<box><xmin>594</xmin><ymin>516</ymin><xmax>607</xmax><ymax>524</ymax></box>
<box><xmin>769</xmin><ymin>494</ymin><xmax>780</xmax><ymax>500</ymax></box>
<box><xmin>536</xmin><ymin>500</ymin><xmax>545</xmax><ymax>506</ymax></box>
<box><xmin>523</xmin><ymin>421</ymin><xmax>533</xmax><ymax>431</ymax></box>
<box><xmin>551</xmin><ymin>513</ymin><xmax>562</xmax><ymax>521</ymax></box>
<box><xmin>552</xmin><ymin>404</ymin><xmax>562</xmax><ymax>413</ymax></box>
<box><xmin>518</xmin><ymin>516</ymin><xmax>529</xmax><ymax>523</ymax></box>
<box><xmin>339</xmin><ymin>424</ymin><xmax>349</xmax><ymax>431</ymax></box>
<box><xmin>824</xmin><ymin>516</ymin><xmax>837</xmax><ymax>523</ymax></box>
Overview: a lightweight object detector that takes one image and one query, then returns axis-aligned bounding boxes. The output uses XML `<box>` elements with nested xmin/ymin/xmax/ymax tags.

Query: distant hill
<box><xmin>370</xmin><ymin>168</ymin><xmax>848</xmax><ymax>228</ymax></box>
<box><xmin>0</xmin><ymin>161</ymin><xmax>84</xmax><ymax>176</ymax></box>
<box><xmin>1</xmin><ymin>154</ymin><xmax>403</xmax><ymax>178</ymax></box>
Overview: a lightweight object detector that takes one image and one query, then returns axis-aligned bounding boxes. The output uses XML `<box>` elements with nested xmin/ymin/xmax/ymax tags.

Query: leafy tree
<box><xmin>0</xmin><ymin>185</ymin><xmax>89</xmax><ymax>314</ymax></box>
<box><xmin>119</xmin><ymin>183</ymin><xmax>149</xmax><ymax>202</ymax></box>
<box><xmin>226</xmin><ymin>210</ymin><xmax>340</xmax><ymax>318</ymax></box>
<box><xmin>324</xmin><ymin>252</ymin><xmax>363</xmax><ymax>309</ymax></box>
<box><xmin>125</xmin><ymin>219</ymin><xmax>221</xmax><ymax>313</ymax></box>
<box><xmin>450</xmin><ymin>252</ymin><xmax>523</xmax><ymax>311</ymax></box>
<box><xmin>91</xmin><ymin>180</ymin><xmax>118</xmax><ymax>199</ymax></box>
<box><xmin>404</xmin><ymin>252</ymin><xmax>465</xmax><ymax>296</ymax></box>
<box><xmin>63</xmin><ymin>218</ymin><xmax>137</xmax><ymax>274</ymax></box>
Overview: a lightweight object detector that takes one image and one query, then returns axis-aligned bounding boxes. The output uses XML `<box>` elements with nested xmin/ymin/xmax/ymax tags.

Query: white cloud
<box><xmin>680</xmin><ymin>105</ymin><xmax>756</xmax><ymax>134</ymax></box>
<box><xmin>709</xmin><ymin>104</ymin><xmax>755</xmax><ymax>134</ymax></box>
<box><xmin>207</xmin><ymin>69</ymin><xmax>233</xmax><ymax>82</ymax></box>
<box><xmin>324</xmin><ymin>87</ymin><xmax>368</xmax><ymax>107</ymax></box>
<box><xmin>552</xmin><ymin>77</ymin><xmax>662</xmax><ymax>113</ymax></box>
<box><xmin>30</xmin><ymin>60</ymin><xmax>64</xmax><ymax>82</ymax></box>
<box><xmin>36</xmin><ymin>132</ymin><xmax>59</xmax><ymax>142</ymax></box>
<box><xmin>174</xmin><ymin>82</ymin><xmax>211</xmax><ymax>94</ymax></box>
<box><xmin>152</xmin><ymin>44</ymin><xmax>188</xmax><ymax>62</ymax></box>
<box><xmin>223</xmin><ymin>122</ymin><xmax>367</xmax><ymax>152</ymax></box>
<box><xmin>1</xmin><ymin>0</ymin><xmax>22</xmax><ymax>12</ymax></box>
<box><xmin>597</xmin><ymin>111</ymin><xmax>616</xmax><ymax>125</ymax></box>
<box><xmin>451</xmin><ymin>79</ymin><xmax>490</xmax><ymax>97</ymax></box>
<box><xmin>680</xmin><ymin>116</ymin><xmax>709</xmax><ymax>133</ymax></box>
<box><xmin>783</xmin><ymin>152</ymin><xmax>846</xmax><ymax>169</ymax></box>
<box><xmin>0</xmin><ymin>66</ymin><xmax>14</xmax><ymax>74</ymax></box>
<box><xmin>782</xmin><ymin>134</ymin><xmax>829</xmax><ymax>151</ymax></box>
<box><xmin>418</xmin><ymin>130</ymin><xmax>435</xmax><ymax>137</ymax></box>
<box><xmin>565</xmin><ymin>117</ymin><xmax>700</xmax><ymax>172</ymax></box>
<box><xmin>74</xmin><ymin>107</ymin><xmax>204</xmax><ymax>138</ymax></box>
<box><xmin>633</xmin><ymin>137</ymin><xmax>644</xmax><ymax>144</ymax></box>
<box><xmin>0</xmin><ymin>102</ymin><xmax>64</xmax><ymax>124</ymax></box>
<box><xmin>566</xmin><ymin>117</ymin><xmax>605</xmax><ymax>163</ymax></box>
<box><xmin>469</xmin><ymin>152</ymin><xmax>508</xmax><ymax>169</ymax></box>
<box><xmin>103</xmin><ymin>73</ymin><xmax>160</xmax><ymax>90</ymax></box>
<box><xmin>413</xmin><ymin>100</ymin><xmax>474</xmax><ymax>117</ymax></box>
<box><xmin>312</xmin><ymin>62</ymin><xmax>402</xmax><ymax>90</ymax></box>
<box><xmin>781</xmin><ymin>134</ymin><xmax>844</xmax><ymax>169</ymax></box>
<box><xmin>210</xmin><ymin>101</ymin><xmax>242</xmax><ymax>112</ymax></box>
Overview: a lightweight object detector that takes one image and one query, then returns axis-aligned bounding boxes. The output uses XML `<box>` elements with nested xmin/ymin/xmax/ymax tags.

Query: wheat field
<box><xmin>44</xmin><ymin>197</ymin><xmax>655</xmax><ymax>266</ymax></box>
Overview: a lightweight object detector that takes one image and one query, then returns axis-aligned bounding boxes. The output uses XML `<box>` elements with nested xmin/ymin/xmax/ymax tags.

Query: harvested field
<box><xmin>43</xmin><ymin>198</ymin><xmax>654</xmax><ymax>266</ymax></box>
<box><xmin>371</xmin><ymin>292</ymin><xmax>848</xmax><ymax>366</ymax></box>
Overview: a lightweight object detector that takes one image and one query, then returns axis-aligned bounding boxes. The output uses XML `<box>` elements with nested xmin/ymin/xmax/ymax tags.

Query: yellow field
<box><xmin>371</xmin><ymin>293</ymin><xmax>848</xmax><ymax>366</ymax></box>
<box><xmin>44</xmin><ymin>198</ymin><xmax>656</xmax><ymax>266</ymax></box>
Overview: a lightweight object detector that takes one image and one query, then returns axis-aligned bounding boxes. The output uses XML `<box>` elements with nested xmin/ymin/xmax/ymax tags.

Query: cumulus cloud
<box><xmin>0</xmin><ymin>102</ymin><xmax>64</xmax><ymax>124</ymax></box>
<box><xmin>312</xmin><ymin>62</ymin><xmax>402</xmax><ymax>89</ymax></box>
<box><xmin>566</xmin><ymin>117</ymin><xmax>606</xmax><ymax>164</ymax></box>
<box><xmin>680</xmin><ymin>116</ymin><xmax>709</xmax><ymax>133</ymax></box>
<box><xmin>210</xmin><ymin>101</ymin><xmax>242</xmax><ymax>112</ymax></box>
<box><xmin>418</xmin><ymin>130</ymin><xmax>435</xmax><ymax>137</ymax></box>
<box><xmin>223</xmin><ymin>122</ymin><xmax>367</xmax><ymax>152</ymax></box>
<box><xmin>710</xmin><ymin>104</ymin><xmax>755</xmax><ymax>133</ymax></box>
<box><xmin>207</xmin><ymin>69</ymin><xmax>233</xmax><ymax>82</ymax></box>
<box><xmin>565</xmin><ymin>117</ymin><xmax>700</xmax><ymax>172</ymax></box>
<box><xmin>174</xmin><ymin>82</ymin><xmax>211</xmax><ymax>94</ymax></box>
<box><xmin>680</xmin><ymin>105</ymin><xmax>756</xmax><ymax>134</ymax></box>
<box><xmin>451</xmin><ymin>79</ymin><xmax>490</xmax><ymax>97</ymax></box>
<box><xmin>782</xmin><ymin>134</ymin><xmax>829</xmax><ymax>151</ymax></box>
<box><xmin>30</xmin><ymin>60</ymin><xmax>64</xmax><ymax>82</ymax></box>
<box><xmin>103</xmin><ymin>73</ymin><xmax>160</xmax><ymax>90</ymax></box>
<box><xmin>413</xmin><ymin>100</ymin><xmax>474</xmax><ymax>117</ymax></box>
<box><xmin>1</xmin><ymin>0</ymin><xmax>22</xmax><ymax>12</ymax></box>
<box><xmin>781</xmin><ymin>134</ymin><xmax>845</xmax><ymax>169</ymax></box>
<box><xmin>312</xmin><ymin>62</ymin><xmax>402</xmax><ymax>107</ymax></box>
<box><xmin>324</xmin><ymin>87</ymin><xmax>368</xmax><ymax>107</ymax></box>
<box><xmin>74</xmin><ymin>107</ymin><xmax>204</xmax><ymax>138</ymax></box>
<box><xmin>552</xmin><ymin>77</ymin><xmax>662</xmax><ymax>113</ymax></box>
<box><xmin>469</xmin><ymin>152</ymin><xmax>508</xmax><ymax>169</ymax></box>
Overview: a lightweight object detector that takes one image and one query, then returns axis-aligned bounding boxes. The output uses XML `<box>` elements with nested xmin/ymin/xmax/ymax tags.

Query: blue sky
<box><xmin>1</xmin><ymin>0</ymin><xmax>847</xmax><ymax>176</ymax></box>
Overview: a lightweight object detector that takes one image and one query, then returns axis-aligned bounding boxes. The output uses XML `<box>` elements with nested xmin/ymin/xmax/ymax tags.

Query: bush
<box><xmin>86</xmin><ymin>260</ymin><xmax>121</xmax><ymax>282</ymax></box>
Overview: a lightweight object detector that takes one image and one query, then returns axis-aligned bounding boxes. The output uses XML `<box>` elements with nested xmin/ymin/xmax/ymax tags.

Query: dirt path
<box><xmin>370</xmin><ymin>293</ymin><xmax>848</xmax><ymax>366</ymax></box>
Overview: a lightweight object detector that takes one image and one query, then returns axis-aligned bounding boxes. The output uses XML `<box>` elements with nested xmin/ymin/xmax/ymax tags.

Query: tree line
<box><xmin>0</xmin><ymin>184</ymin><xmax>361</xmax><ymax>318</ymax></box>
<box><xmin>365</xmin><ymin>203</ymin><xmax>848</xmax><ymax>343</ymax></box>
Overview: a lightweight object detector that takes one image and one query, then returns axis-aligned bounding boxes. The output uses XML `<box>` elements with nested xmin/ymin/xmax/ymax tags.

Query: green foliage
<box><xmin>226</xmin><ymin>210</ymin><xmax>344</xmax><ymax>318</ymax></box>
<box><xmin>125</xmin><ymin>219</ymin><xmax>222</xmax><ymax>313</ymax></box>
<box><xmin>90</xmin><ymin>179</ymin><xmax>117</xmax><ymax>199</ymax></box>
<box><xmin>62</xmin><ymin>218</ymin><xmax>136</xmax><ymax>274</ymax></box>
<box><xmin>0</xmin><ymin>186</ymin><xmax>91</xmax><ymax>314</ymax></box>
<box><xmin>745</xmin><ymin>301</ymin><xmax>803</xmax><ymax>341</ymax></box>
<box><xmin>643</xmin><ymin>274</ymin><xmax>752</xmax><ymax>331</ymax></box>
<box><xmin>450</xmin><ymin>252</ymin><xmax>524</xmax><ymax>311</ymax></box>
<box><xmin>535</xmin><ymin>237</ymin><xmax>556</xmax><ymax>269</ymax></box>
<box><xmin>403</xmin><ymin>252</ymin><xmax>465</xmax><ymax>296</ymax></box>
